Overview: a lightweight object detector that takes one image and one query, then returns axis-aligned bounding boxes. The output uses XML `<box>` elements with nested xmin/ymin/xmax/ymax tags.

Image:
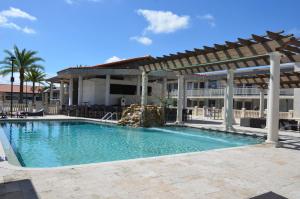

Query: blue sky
<box><xmin>0</xmin><ymin>0</ymin><xmax>300</xmax><ymax>82</ymax></box>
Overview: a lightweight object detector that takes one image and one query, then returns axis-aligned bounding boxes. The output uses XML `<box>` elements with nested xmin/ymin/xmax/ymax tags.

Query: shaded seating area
<box><xmin>165</xmin><ymin>108</ymin><xmax>191</xmax><ymax>122</ymax></box>
<box><xmin>240</xmin><ymin>117</ymin><xmax>299</xmax><ymax>131</ymax></box>
<box><xmin>61</xmin><ymin>105</ymin><xmax>123</xmax><ymax>120</ymax></box>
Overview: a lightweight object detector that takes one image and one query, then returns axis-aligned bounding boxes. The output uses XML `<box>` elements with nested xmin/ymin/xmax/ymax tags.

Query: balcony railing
<box><xmin>168</xmin><ymin>87</ymin><xmax>294</xmax><ymax>97</ymax></box>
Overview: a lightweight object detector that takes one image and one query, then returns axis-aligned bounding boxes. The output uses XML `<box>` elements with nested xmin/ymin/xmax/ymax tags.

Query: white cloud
<box><xmin>130</xmin><ymin>36</ymin><xmax>152</xmax><ymax>46</ymax></box>
<box><xmin>0</xmin><ymin>74</ymin><xmax>20</xmax><ymax>84</ymax></box>
<box><xmin>22</xmin><ymin>27</ymin><xmax>36</xmax><ymax>34</ymax></box>
<box><xmin>0</xmin><ymin>7</ymin><xmax>36</xmax><ymax>21</ymax></box>
<box><xmin>197</xmin><ymin>14</ymin><xmax>216</xmax><ymax>27</ymax></box>
<box><xmin>105</xmin><ymin>56</ymin><xmax>124</xmax><ymax>63</ymax></box>
<box><xmin>0</xmin><ymin>7</ymin><xmax>36</xmax><ymax>34</ymax></box>
<box><xmin>137</xmin><ymin>9</ymin><xmax>190</xmax><ymax>34</ymax></box>
<box><xmin>65</xmin><ymin>0</ymin><xmax>74</xmax><ymax>4</ymax></box>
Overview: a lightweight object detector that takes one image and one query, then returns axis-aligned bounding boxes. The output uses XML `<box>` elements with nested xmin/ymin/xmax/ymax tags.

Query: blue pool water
<box><xmin>0</xmin><ymin>121</ymin><xmax>263</xmax><ymax>168</ymax></box>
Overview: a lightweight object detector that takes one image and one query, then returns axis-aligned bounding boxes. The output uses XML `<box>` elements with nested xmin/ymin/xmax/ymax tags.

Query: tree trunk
<box><xmin>19</xmin><ymin>68</ymin><xmax>24</xmax><ymax>103</ymax></box>
<box><xmin>32</xmin><ymin>82</ymin><xmax>35</xmax><ymax>105</ymax></box>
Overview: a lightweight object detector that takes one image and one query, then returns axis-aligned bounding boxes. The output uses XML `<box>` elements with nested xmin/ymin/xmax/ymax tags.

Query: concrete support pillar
<box><xmin>293</xmin><ymin>63</ymin><xmax>300</xmax><ymax>118</ymax></box>
<box><xmin>183</xmin><ymin>79</ymin><xmax>187</xmax><ymax>108</ymax></box>
<box><xmin>176</xmin><ymin>75</ymin><xmax>184</xmax><ymax>123</ymax></box>
<box><xmin>141</xmin><ymin>71</ymin><xmax>148</xmax><ymax>106</ymax></box>
<box><xmin>137</xmin><ymin>75</ymin><xmax>141</xmax><ymax>97</ymax></box>
<box><xmin>44</xmin><ymin>92</ymin><xmax>48</xmax><ymax>112</ymax></box>
<box><xmin>224</xmin><ymin>69</ymin><xmax>235</xmax><ymax>131</ymax></box>
<box><xmin>78</xmin><ymin>76</ymin><xmax>83</xmax><ymax>105</ymax></box>
<box><xmin>259</xmin><ymin>89</ymin><xmax>265</xmax><ymax>118</ymax></box>
<box><xmin>266</xmin><ymin>52</ymin><xmax>281</xmax><ymax>144</ymax></box>
<box><xmin>49</xmin><ymin>82</ymin><xmax>53</xmax><ymax>105</ymax></box>
<box><xmin>59</xmin><ymin>81</ymin><xmax>64</xmax><ymax>107</ymax></box>
<box><xmin>294</xmin><ymin>88</ymin><xmax>300</xmax><ymax>118</ymax></box>
<box><xmin>105</xmin><ymin>75</ymin><xmax>110</xmax><ymax>106</ymax></box>
<box><xmin>68</xmin><ymin>78</ymin><xmax>73</xmax><ymax>106</ymax></box>
<box><xmin>161</xmin><ymin>77</ymin><xmax>167</xmax><ymax>106</ymax></box>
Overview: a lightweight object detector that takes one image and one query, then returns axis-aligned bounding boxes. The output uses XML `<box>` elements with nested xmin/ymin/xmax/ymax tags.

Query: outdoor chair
<box><xmin>21</xmin><ymin>109</ymin><xmax>44</xmax><ymax>117</ymax></box>
<box><xmin>60</xmin><ymin>105</ymin><xmax>68</xmax><ymax>115</ymax></box>
<box><xmin>240</xmin><ymin>118</ymin><xmax>266</xmax><ymax>128</ymax></box>
<box><xmin>279</xmin><ymin>119</ymin><xmax>298</xmax><ymax>131</ymax></box>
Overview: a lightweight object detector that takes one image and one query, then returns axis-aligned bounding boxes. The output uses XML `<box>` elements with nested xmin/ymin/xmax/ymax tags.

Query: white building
<box><xmin>48</xmin><ymin>56</ymin><xmax>173</xmax><ymax>107</ymax></box>
<box><xmin>167</xmin><ymin>64</ymin><xmax>296</xmax><ymax>113</ymax></box>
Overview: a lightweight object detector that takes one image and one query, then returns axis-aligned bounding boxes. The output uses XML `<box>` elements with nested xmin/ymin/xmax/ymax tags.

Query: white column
<box><xmin>49</xmin><ymin>82</ymin><xmax>53</xmax><ymax>105</ymax></box>
<box><xmin>176</xmin><ymin>75</ymin><xmax>184</xmax><ymax>123</ymax></box>
<box><xmin>105</xmin><ymin>75</ymin><xmax>111</xmax><ymax>106</ymax></box>
<box><xmin>266</xmin><ymin>52</ymin><xmax>281</xmax><ymax>144</ymax></box>
<box><xmin>224</xmin><ymin>69</ymin><xmax>235</xmax><ymax>130</ymax></box>
<box><xmin>223</xmin><ymin>87</ymin><xmax>227</xmax><ymax>120</ymax></box>
<box><xmin>59</xmin><ymin>81</ymin><xmax>64</xmax><ymax>107</ymax></box>
<box><xmin>141</xmin><ymin>71</ymin><xmax>148</xmax><ymax>106</ymax></box>
<box><xmin>78</xmin><ymin>76</ymin><xmax>83</xmax><ymax>105</ymax></box>
<box><xmin>293</xmin><ymin>63</ymin><xmax>300</xmax><ymax>118</ymax></box>
<box><xmin>204</xmin><ymin>81</ymin><xmax>209</xmax><ymax>106</ymax></box>
<box><xmin>294</xmin><ymin>88</ymin><xmax>300</xmax><ymax>118</ymax></box>
<box><xmin>137</xmin><ymin>75</ymin><xmax>141</xmax><ymax>97</ymax></box>
<box><xmin>183</xmin><ymin>79</ymin><xmax>187</xmax><ymax>108</ymax></box>
<box><xmin>68</xmin><ymin>78</ymin><xmax>73</xmax><ymax>106</ymax></box>
<box><xmin>259</xmin><ymin>89</ymin><xmax>265</xmax><ymax>118</ymax></box>
<box><xmin>161</xmin><ymin>77</ymin><xmax>167</xmax><ymax>106</ymax></box>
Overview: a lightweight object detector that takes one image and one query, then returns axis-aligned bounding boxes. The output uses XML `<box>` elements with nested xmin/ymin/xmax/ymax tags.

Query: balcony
<box><xmin>168</xmin><ymin>87</ymin><xmax>294</xmax><ymax>98</ymax></box>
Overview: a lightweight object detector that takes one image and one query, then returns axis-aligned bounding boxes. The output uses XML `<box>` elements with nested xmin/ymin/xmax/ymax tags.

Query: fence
<box><xmin>170</xmin><ymin>87</ymin><xmax>294</xmax><ymax>98</ymax></box>
<box><xmin>193</xmin><ymin>106</ymin><xmax>294</xmax><ymax>120</ymax></box>
<box><xmin>0</xmin><ymin>102</ymin><xmax>60</xmax><ymax>115</ymax></box>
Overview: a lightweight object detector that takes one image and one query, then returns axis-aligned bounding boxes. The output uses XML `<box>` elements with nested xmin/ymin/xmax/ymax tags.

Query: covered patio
<box><xmin>138</xmin><ymin>30</ymin><xmax>300</xmax><ymax>144</ymax></box>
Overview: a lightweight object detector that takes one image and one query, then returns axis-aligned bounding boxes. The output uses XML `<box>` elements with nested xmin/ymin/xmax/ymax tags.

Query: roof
<box><xmin>58</xmin><ymin>56</ymin><xmax>154</xmax><ymax>73</ymax></box>
<box><xmin>0</xmin><ymin>84</ymin><xmax>43</xmax><ymax>94</ymax></box>
<box><xmin>139</xmin><ymin>30</ymin><xmax>300</xmax><ymax>74</ymax></box>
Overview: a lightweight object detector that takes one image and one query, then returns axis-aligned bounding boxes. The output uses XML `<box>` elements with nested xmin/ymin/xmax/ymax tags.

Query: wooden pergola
<box><xmin>232</xmin><ymin>70</ymin><xmax>300</xmax><ymax>89</ymax></box>
<box><xmin>139</xmin><ymin>31</ymin><xmax>300</xmax><ymax>74</ymax></box>
<box><xmin>138</xmin><ymin>30</ymin><xmax>300</xmax><ymax>145</ymax></box>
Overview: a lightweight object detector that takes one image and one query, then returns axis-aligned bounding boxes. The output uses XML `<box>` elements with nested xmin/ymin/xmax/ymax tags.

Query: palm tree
<box><xmin>0</xmin><ymin>45</ymin><xmax>44</xmax><ymax>103</ymax></box>
<box><xmin>25</xmin><ymin>68</ymin><xmax>46</xmax><ymax>104</ymax></box>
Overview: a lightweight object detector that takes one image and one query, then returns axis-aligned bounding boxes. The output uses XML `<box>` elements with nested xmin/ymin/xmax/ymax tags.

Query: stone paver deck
<box><xmin>0</xmin><ymin>144</ymin><xmax>300</xmax><ymax>199</ymax></box>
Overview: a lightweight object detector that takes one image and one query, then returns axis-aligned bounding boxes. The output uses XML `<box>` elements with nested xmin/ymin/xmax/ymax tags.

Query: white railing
<box><xmin>0</xmin><ymin>103</ymin><xmax>42</xmax><ymax>112</ymax></box>
<box><xmin>193</xmin><ymin>107</ymin><xmax>294</xmax><ymax>120</ymax></box>
<box><xmin>0</xmin><ymin>102</ymin><xmax>60</xmax><ymax>115</ymax></box>
<box><xmin>46</xmin><ymin>104</ymin><xmax>59</xmax><ymax>115</ymax></box>
<box><xmin>169</xmin><ymin>87</ymin><xmax>294</xmax><ymax>97</ymax></box>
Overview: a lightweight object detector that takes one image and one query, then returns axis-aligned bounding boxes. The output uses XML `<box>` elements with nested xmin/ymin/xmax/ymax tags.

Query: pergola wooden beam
<box><xmin>139</xmin><ymin>30</ymin><xmax>300</xmax><ymax>75</ymax></box>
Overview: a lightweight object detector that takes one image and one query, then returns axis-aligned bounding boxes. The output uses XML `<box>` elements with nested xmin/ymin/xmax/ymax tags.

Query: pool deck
<box><xmin>0</xmin><ymin>115</ymin><xmax>300</xmax><ymax>199</ymax></box>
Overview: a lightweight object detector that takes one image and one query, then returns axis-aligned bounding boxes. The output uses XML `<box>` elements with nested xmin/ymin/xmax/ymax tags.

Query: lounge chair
<box><xmin>21</xmin><ymin>109</ymin><xmax>44</xmax><ymax>117</ymax></box>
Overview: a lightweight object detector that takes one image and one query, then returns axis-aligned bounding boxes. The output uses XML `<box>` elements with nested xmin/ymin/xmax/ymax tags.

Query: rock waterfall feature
<box><xmin>118</xmin><ymin>104</ymin><xmax>165</xmax><ymax>127</ymax></box>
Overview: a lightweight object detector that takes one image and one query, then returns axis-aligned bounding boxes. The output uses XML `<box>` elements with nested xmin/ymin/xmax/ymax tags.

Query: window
<box><xmin>167</xmin><ymin>84</ymin><xmax>172</xmax><ymax>92</ymax></box>
<box><xmin>173</xmin><ymin>83</ymin><xmax>178</xmax><ymax>90</ymax></box>
<box><xmin>192</xmin><ymin>100</ymin><xmax>198</xmax><ymax>107</ymax></box>
<box><xmin>208</xmin><ymin>80</ymin><xmax>217</xmax><ymax>89</ymax></box>
<box><xmin>199</xmin><ymin>82</ymin><xmax>205</xmax><ymax>88</ymax></box>
<box><xmin>187</xmin><ymin>82</ymin><xmax>193</xmax><ymax>90</ymax></box>
<box><xmin>199</xmin><ymin>101</ymin><xmax>204</xmax><ymax>107</ymax></box>
<box><xmin>110</xmin><ymin>84</ymin><xmax>152</xmax><ymax>96</ymax></box>
<box><xmin>187</xmin><ymin>99</ymin><xmax>192</xmax><ymax>107</ymax></box>
<box><xmin>193</xmin><ymin>82</ymin><xmax>199</xmax><ymax>89</ymax></box>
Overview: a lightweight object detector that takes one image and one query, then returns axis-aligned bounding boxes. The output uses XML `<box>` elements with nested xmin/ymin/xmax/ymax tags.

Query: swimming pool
<box><xmin>0</xmin><ymin>120</ymin><xmax>263</xmax><ymax>168</ymax></box>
